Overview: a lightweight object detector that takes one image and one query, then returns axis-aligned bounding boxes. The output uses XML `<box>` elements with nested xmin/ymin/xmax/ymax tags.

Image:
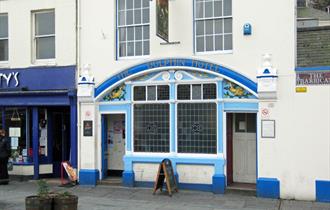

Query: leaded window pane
<box><xmin>178</xmin><ymin>85</ymin><xmax>191</xmax><ymax>100</ymax></box>
<box><xmin>127</xmin><ymin>41</ymin><xmax>134</xmax><ymax>56</ymax></box>
<box><xmin>203</xmin><ymin>83</ymin><xmax>217</xmax><ymax>99</ymax></box>
<box><xmin>134</xmin><ymin>0</ymin><xmax>142</xmax><ymax>8</ymax></box>
<box><xmin>205</xmin><ymin>35</ymin><xmax>213</xmax><ymax>51</ymax></box>
<box><xmin>147</xmin><ymin>86</ymin><xmax>156</xmax><ymax>100</ymax></box>
<box><xmin>134</xmin><ymin>9</ymin><xmax>142</xmax><ymax>24</ymax></box>
<box><xmin>196</xmin><ymin>37</ymin><xmax>204</xmax><ymax>52</ymax></box>
<box><xmin>157</xmin><ymin>85</ymin><xmax>170</xmax><ymax>100</ymax></box>
<box><xmin>214</xmin><ymin>0</ymin><xmax>223</xmax><ymax>17</ymax></box>
<box><xmin>134</xmin><ymin>104</ymin><xmax>169</xmax><ymax>153</ymax></box>
<box><xmin>192</xmin><ymin>84</ymin><xmax>202</xmax><ymax>100</ymax></box>
<box><xmin>205</xmin><ymin>20</ymin><xmax>213</xmax><ymax>35</ymax></box>
<box><xmin>224</xmin><ymin>18</ymin><xmax>232</xmax><ymax>33</ymax></box>
<box><xmin>215</xmin><ymin>35</ymin><xmax>223</xmax><ymax>51</ymax></box>
<box><xmin>134</xmin><ymin>86</ymin><xmax>146</xmax><ymax>101</ymax></box>
<box><xmin>196</xmin><ymin>21</ymin><xmax>204</xmax><ymax>36</ymax></box>
<box><xmin>178</xmin><ymin>103</ymin><xmax>217</xmax><ymax>154</ymax></box>
<box><xmin>127</xmin><ymin>0</ymin><xmax>134</xmax><ymax>9</ymax></box>
<box><xmin>135</xmin><ymin>41</ymin><xmax>143</xmax><ymax>56</ymax></box>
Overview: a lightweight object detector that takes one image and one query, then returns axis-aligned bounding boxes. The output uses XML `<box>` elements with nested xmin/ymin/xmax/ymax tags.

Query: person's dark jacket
<box><xmin>0</xmin><ymin>137</ymin><xmax>10</xmax><ymax>159</ymax></box>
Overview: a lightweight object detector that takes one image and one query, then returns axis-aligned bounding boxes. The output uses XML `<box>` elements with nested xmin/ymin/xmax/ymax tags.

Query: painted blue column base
<box><xmin>212</xmin><ymin>174</ymin><xmax>226</xmax><ymax>194</ymax></box>
<box><xmin>122</xmin><ymin>171</ymin><xmax>134</xmax><ymax>187</ymax></box>
<box><xmin>79</xmin><ymin>169</ymin><xmax>99</xmax><ymax>186</ymax></box>
<box><xmin>257</xmin><ymin>178</ymin><xmax>280</xmax><ymax>199</ymax></box>
<box><xmin>316</xmin><ymin>180</ymin><xmax>330</xmax><ymax>203</ymax></box>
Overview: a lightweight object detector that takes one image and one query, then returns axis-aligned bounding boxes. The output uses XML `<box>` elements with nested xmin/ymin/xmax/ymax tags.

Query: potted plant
<box><xmin>53</xmin><ymin>191</ymin><xmax>78</xmax><ymax>210</ymax></box>
<box><xmin>25</xmin><ymin>179</ymin><xmax>52</xmax><ymax>210</ymax></box>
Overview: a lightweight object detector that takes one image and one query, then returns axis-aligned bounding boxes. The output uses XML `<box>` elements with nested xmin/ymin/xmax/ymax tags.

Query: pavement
<box><xmin>0</xmin><ymin>180</ymin><xmax>329</xmax><ymax>210</ymax></box>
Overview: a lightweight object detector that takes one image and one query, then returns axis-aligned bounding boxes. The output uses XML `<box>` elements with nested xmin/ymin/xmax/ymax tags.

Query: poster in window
<box><xmin>261</xmin><ymin>120</ymin><xmax>275</xmax><ymax>138</ymax></box>
<box><xmin>9</xmin><ymin>127</ymin><xmax>21</xmax><ymax>137</ymax></box>
<box><xmin>83</xmin><ymin>120</ymin><xmax>93</xmax><ymax>137</ymax></box>
<box><xmin>156</xmin><ymin>0</ymin><xmax>169</xmax><ymax>42</ymax></box>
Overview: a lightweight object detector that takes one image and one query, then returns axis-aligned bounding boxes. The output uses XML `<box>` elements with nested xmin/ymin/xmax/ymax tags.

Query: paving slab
<box><xmin>0</xmin><ymin>181</ymin><xmax>329</xmax><ymax>210</ymax></box>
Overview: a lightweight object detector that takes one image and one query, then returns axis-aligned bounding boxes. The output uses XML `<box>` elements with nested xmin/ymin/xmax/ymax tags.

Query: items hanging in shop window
<box><xmin>10</xmin><ymin>109</ymin><xmax>21</xmax><ymax>121</ymax></box>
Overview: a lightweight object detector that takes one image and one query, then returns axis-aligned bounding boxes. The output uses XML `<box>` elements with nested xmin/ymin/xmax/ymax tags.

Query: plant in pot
<box><xmin>53</xmin><ymin>191</ymin><xmax>78</xmax><ymax>210</ymax></box>
<box><xmin>25</xmin><ymin>179</ymin><xmax>53</xmax><ymax>210</ymax></box>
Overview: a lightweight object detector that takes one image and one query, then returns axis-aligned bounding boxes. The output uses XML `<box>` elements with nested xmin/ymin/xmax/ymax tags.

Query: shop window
<box><xmin>133</xmin><ymin>85</ymin><xmax>169</xmax><ymax>101</ymax></box>
<box><xmin>235</xmin><ymin>113</ymin><xmax>256</xmax><ymax>133</ymax></box>
<box><xmin>5</xmin><ymin>108</ymin><xmax>31</xmax><ymax>163</ymax></box>
<box><xmin>118</xmin><ymin>0</ymin><xmax>150</xmax><ymax>57</ymax></box>
<box><xmin>33</xmin><ymin>10</ymin><xmax>55</xmax><ymax>60</ymax></box>
<box><xmin>133</xmin><ymin>104</ymin><xmax>169</xmax><ymax>152</ymax></box>
<box><xmin>177</xmin><ymin>83</ymin><xmax>216</xmax><ymax>100</ymax></box>
<box><xmin>0</xmin><ymin>13</ymin><xmax>8</xmax><ymax>62</ymax></box>
<box><xmin>195</xmin><ymin>0</ymin><xmax>232</xmax><ymax>53</ymax></box>
<box><xmin>177</xmin><ymin>103</ymin><xmax>217</xmax><ymax>154</ymax></box>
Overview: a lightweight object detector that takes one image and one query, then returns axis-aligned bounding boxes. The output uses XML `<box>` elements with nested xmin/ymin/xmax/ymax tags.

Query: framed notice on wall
<box><xmin>83</xmin><ymin>120</ymin><xmax>93</xmax><ymax>137</ymax></box>
<box><xmin>261</xmin><ymin>120</ymin><xmax>275</xmax><ymax>138</ymax></box>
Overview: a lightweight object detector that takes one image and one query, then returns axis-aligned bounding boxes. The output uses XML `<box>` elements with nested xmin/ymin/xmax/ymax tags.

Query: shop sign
<box><xmin>0</xmin><ymin>72</ymin><xmax>19</xmax><ymax>88</ymax></box>
<box><xmin>156</xmin><ymin>0</ymin><xmax>169</xmax><ymax>42</ymax></box>
<box><xmin>296</xmin><ymin>71</ymin><xmax>330</xmax><ymax>85</ymax></box>
<box><xmin>83</xmin><ymin>120</ymin><xmax>93</xmax><ymax>137</ymax></box>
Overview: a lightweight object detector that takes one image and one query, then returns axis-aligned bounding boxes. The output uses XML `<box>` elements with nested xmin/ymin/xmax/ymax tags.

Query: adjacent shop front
<box><xmin>0</xmin><ymin>66</ymin><xmax>77</xmax><ymax>179</ymax></box>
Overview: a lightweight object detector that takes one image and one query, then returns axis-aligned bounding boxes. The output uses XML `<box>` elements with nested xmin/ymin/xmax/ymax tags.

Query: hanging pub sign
<box><xmin>296</xmin><ymin>71</ymin><xmax>330</xmax><ymax>85</ymax></box>
<box><xmin>156</xmin><ymin>0</ymin><xmax>169</xmax><ymax>42</ymax></box>
<box><xmin>83</xmin><ymin>120</ymin><xmax>93</xmax><ymax>137</ymax></box>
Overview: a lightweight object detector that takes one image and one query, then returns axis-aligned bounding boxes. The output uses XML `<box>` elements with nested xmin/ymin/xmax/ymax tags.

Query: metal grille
<box><xmin>178</xmin><ymin>103</ymin><xmax>217</xmax><ymax>154</ymax></box>
<box><xmin>134</xmin><ymin>104</ymin><xmax>169</xmax><ymax>152</ymax></box>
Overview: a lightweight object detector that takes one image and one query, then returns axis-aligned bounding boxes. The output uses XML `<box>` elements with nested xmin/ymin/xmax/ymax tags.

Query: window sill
<box><xmin>195</xmin><ymin>50</ymin><xmax>233</xmax><ymax>56</ymax></box>
<box><xmin>117</xmin><ymin>55</ymin><xmax>150</xmax><ymax>61</ymax></box>
<box><xmin>32</xmin><ymin>59</ymin><xmax>57</xmax><ymax>67</ymax></box>
<box><xmin>0</xmin><ymin>61</ymin><xmax>9</xmax><ymax>69</ymax></box>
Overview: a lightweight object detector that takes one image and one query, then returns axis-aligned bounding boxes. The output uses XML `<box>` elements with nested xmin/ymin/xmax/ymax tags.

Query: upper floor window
<box><xmin>117</xmin><ymin>0</ymin><xmax>150</xmax><ymax>58</ymax></box>
<box><xmin>194</xmin><ymin>0</ymin><xmax>232</xmax><ymax>53</ymax></box>
<box><xmin>0</xmin><ymin>14</ymin><xmax>8</xmax><ymax>62</ymax></box>
<box><xmin>33</xmin><ymin>10</ymin><xmax>55</xmax><ymax>60</ymax></box>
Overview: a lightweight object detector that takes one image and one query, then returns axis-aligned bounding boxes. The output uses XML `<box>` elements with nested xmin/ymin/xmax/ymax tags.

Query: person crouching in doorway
<box><xmin>0</xmin><ymin>129</ymin><xmax>10</xmax><ymax>185</ymax></box>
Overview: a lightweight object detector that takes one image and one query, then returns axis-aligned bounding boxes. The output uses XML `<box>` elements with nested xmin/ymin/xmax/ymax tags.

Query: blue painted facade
<box><xmin>0</xmin><ymin>65</ymin><xmax>78</xmax><ymax>179</ymax></box>
<box><xmin>316</xmin><ymin>180</ymin><xmax>330</xmax><ymax>203</ymax></box>
<box><xmin>256</xmin><ymin>178</ymin><xmax>280</xmax><ymax>199</ymax></box>
<box><xmin>91</xmin><ymin>59</ymin><xmax>259</xmax><ymax>194</ymax></box>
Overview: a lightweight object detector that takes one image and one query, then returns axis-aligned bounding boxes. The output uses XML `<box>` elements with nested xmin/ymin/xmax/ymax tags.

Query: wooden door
<box><xmin>233</xmin><ymin>113</ymin><xmax>256</xmax><ymax>183</ymax></box>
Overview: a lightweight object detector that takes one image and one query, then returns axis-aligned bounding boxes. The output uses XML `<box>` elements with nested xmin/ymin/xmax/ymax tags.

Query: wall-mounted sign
<box><xmin>296</xmin><ymin>87</ymin><xmax>307</xmax><ymax>93</ymax></box>
<box><xmin>261</xmin><ymin>120</ymin><xmax>275</xmax><ymax>138</ymax></box>
<box><xmin>0</xmin><ymin>72</ymin><xmax>19</xmax><ymax>88</ymax></box>
<box><xmin>156</xmin><ymin>0</ymin><xmax>169</xmax><ymax>42</ymax></box>
<box><xmin>296</xmin><ymin>71</ymin><xmax>330</xmax><ymax>85</ymax></box>
<box><xmin>83</xmin><ymin>120</ymin><xmax>93</xmax><ymax>137</ymax></box>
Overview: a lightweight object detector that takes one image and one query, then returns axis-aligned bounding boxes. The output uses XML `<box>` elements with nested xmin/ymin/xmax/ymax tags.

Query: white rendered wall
<box><xmin>77</xmin><ymin>0</ymin><xmax>330</xmax><ymax>201</ymax></box>
<box><xmin>0</xmin><ymin>0</ymin><xmax>76</xmax><ymax>68</ymax></box>
<box><xmin>133</xmin><ymin>163</ymin><xmax>159</xmax><ymax>182</ymax></box>
<box><xmin>177</xmin><ymin>165</ymin><xmax>214</xmax><ymax>184</ymax></box>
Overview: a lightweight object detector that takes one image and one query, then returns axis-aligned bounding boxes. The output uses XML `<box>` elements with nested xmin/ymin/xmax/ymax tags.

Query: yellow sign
<box><xmin>296</xmin><ymin>87</ymin><xmax>307</xmax><ymax>93</ymax></box>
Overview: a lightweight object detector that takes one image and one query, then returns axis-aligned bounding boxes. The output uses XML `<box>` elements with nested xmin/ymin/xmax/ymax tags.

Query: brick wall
<box><xmin>297</xmin><ymin>26</ymin><xmax>330</xmax><ymax>67</ymax></box>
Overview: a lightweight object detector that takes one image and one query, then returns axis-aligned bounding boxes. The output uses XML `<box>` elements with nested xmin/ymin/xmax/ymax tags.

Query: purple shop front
<box><xmin>0</xmin><ymin>65</ymin><xmax>77</xmax><ymax>179</ymax></box>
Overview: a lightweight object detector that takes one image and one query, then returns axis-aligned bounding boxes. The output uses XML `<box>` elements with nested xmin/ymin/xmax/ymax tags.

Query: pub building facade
<box><xmin>77</xmin><ymin>0</ymin><xmax>330</xmax><ymax>202</ymax></box>
<box><xmin>0</xmin><ymin>0</ymin><xmax>77</xmax><ymax>179</ymax></box>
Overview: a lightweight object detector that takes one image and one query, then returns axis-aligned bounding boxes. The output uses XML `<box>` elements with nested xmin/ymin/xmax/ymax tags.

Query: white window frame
<box><xmin>0</xmin><ymin>13</ymin><xmax>9</xmax><ymax>65</ymax></box>
<box><xmin>194</xmin><ymin>0</ymin><xmax>233</xmax><ymax>54</ymax></box>
<box><xmin>117</xmin><ymin>0</ymin><xmax>150</xmax><ymax>59</ymax></box>
<box><xmin>32</xmin><ymin>9</ymin><xmax>56</xmax><ymax>65</ymax></box>
<box><xmin>131</xmin><ymin>84</ymin><xmax>171</xmax><ymax>154</ymax></box>
<box><xmin>175</xmin><ymin>82</ymin><xmax>218</xmax><ymax>155</ymax></box>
